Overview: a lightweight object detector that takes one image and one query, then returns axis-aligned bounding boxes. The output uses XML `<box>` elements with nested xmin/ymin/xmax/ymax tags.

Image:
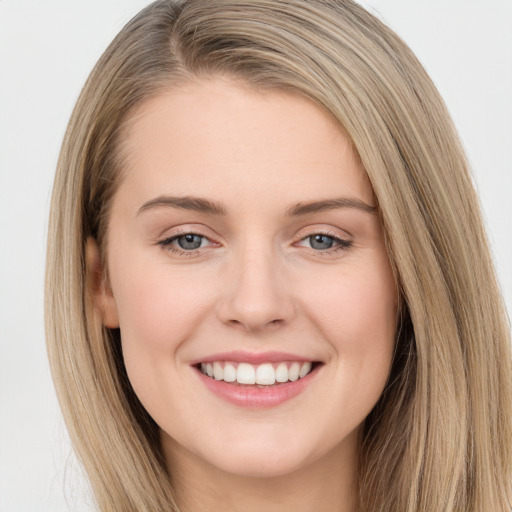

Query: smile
<box><xmin>192</xmin><ymin>353</ymin><xmax>323</xmax><ymax>409</ymax></box>
<box><xmin>199</xmin><ymin>361</ymin><xmax>314</xmax><ymax>386</ymax></box>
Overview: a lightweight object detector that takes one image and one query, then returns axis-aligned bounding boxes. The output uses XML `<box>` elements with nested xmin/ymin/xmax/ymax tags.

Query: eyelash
<box><xmin>157</xmin><ymin>230</ymin><xmax>353</xmax><ymax>256</ymax></box>
<box><xmin>157</xmin><ymin>230</ymin><xmax>214</xmax><ymax>257</ymax></box>
<box><xmin>297</xmin><ymin>231</ymin><xmax>353</xmax><ymax>255</ymax></box>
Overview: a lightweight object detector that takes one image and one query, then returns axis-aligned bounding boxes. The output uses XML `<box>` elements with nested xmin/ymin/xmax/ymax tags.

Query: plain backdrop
<box><xmin>0</xmin><ymin>1</ymin><xmax>511</xmax><ymax>510</ymax></box>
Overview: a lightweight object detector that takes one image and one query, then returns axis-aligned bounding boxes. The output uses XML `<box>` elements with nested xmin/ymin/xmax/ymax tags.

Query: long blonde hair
<box><xmin>46</xmin><ymin>1</ymin><xmax>512</xmax><ymax>510</ymax></box>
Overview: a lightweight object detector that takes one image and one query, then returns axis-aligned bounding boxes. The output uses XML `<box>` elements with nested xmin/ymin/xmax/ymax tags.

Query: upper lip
<box><xmin>190</xmin><ymin>350</ymin><xmax>320</xmax><ymax>365</ymax></box>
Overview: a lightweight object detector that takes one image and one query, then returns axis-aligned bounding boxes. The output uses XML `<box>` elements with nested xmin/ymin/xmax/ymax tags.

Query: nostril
<box><xmin>225</xmin><ymin>317</ymin><xmax>285</xmax><ymax>330</ymax></box>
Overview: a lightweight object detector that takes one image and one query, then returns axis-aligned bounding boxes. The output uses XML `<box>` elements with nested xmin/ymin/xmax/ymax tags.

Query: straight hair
<box><xmin>46</xmin><ymin>1</ymin><xmax>512</xmax><ymax>510</ymax></box>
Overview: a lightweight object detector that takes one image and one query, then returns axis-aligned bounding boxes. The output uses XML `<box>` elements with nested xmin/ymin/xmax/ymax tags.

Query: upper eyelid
<box><xmin>157</xmin><ymin>225</ymin><xmax>351</xmax><ymax>240</ymax></box>
<box><xmin>158</xmin><ymin>227</ymin><xmax>349</xmax><ymax>238</ymax></box>
<box><xmin>295</xmin><ymin>233</ymin><xmax>352</xmax><ymax>250</ymax></box>
<box><xmin>158</xmin><ymin>224</ymin><xmax>218</xmax><ymax>241</ymax></box>
<box><xmin>159</xmin><ymin>232</ymin><xmax>216</xmax><ymax>247</ymax></box>
<box><xmin>293</xmin><ymin>225</ymin><xmax>352</xmax><ymax>241</ymax></box>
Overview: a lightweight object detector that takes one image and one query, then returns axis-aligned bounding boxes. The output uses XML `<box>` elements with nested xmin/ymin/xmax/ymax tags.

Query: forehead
<box><xmin>115</xmin><ymin>78</ymin><xmax>373</xmax><ymax>209</ymax></box>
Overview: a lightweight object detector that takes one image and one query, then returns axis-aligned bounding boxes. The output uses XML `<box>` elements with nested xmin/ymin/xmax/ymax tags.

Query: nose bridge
<box><xmin>218</xmin><ymin>236</ymin><xmax>293</xmax><ymax>331</ymax></box>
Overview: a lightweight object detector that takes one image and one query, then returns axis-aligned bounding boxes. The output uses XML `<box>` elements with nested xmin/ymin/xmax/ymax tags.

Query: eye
<box><xmin>174</xmin><ymin>233</ymin><xmax>206</xmax><ymax>250</ymax></box>
<box><xmin>308</xmin><ymin>234</ymin><xmax>336</xmax><ymax>250</ymax></box>
<box><xmin>297</xmin><ymin>233</ymin><xmax>352</xmax><ymax>252</ymax></box>
<box><xmin>158</xmin><ymin>232</ymin><xmax>213</xmax><ymax>254</ymax></box>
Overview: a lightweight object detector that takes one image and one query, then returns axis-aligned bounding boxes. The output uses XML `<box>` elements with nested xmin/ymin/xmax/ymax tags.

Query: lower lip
<box><xmin>194</xmin><ymin>365</ymin><xmax>321</xmax><ymax>409</ymax></box>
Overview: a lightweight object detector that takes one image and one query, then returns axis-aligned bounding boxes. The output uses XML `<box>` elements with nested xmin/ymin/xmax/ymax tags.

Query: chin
<box><xmin>195</xmin><ymin>429</ymin><xmax>331</xmax><ymax>479</ymax></box>
<box><xmin>211</xmin><ymin>449</ymin><xmax>310</xmax><ymax>479</ymax></box>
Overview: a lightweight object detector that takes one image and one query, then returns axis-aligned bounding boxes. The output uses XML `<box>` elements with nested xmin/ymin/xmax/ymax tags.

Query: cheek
<box><xmin>109</xmin><ymin>260</ymin><xmax>213</xmax><ymax>415</ymax></box>
<box><xmin>111</xmin><ymin>258</ymin><xmax>213</xmax><ymax>352</ymax></box>
<box><xmin>300</xmin><ymin>257</ymin><xmax>397</xmax><ymax>395</ymax></box>
<box><xmin>303</xmin><ymin>259</ymin><xmax>396</xmax><ymax>342</ymax></box>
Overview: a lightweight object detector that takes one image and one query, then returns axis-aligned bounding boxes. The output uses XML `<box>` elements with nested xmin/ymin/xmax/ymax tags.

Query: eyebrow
<box><xmin>137</xmin><ymin>195</ymin><xmax>227</xmax><ymax>216</ymax></box>
<box><xmin>137</xmin><ymin>195</ymin><xmax>377</xmax><ymax>217</ymax></box>
<box><xmin>285</xmin><ymin>197</ymin><xmax>378</xmax><ymax>216</ymax></box>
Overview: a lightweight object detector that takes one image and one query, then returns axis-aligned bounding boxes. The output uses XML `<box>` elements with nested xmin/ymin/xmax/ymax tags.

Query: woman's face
<box><xmin>98</xmin><ymin>78</ymin><xmax>397</xmax><ymax>478</ymax></box>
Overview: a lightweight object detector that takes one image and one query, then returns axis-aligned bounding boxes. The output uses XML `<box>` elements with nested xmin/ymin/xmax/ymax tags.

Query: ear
<box><xmin>85</xmin><ymin>237</ymin><xmax>119</xmax><ymax>328</ymax></box>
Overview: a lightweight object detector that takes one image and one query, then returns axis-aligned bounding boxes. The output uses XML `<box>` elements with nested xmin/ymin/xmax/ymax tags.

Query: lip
<box><xmin>192</xmin><ymin>356</ymin><xmax>323</xmax><ymax>409</ymax></box>
<box><xmin>189</xmin><ymin>350</ymin><xmax>317</xmax><ymax>365</ymax></box>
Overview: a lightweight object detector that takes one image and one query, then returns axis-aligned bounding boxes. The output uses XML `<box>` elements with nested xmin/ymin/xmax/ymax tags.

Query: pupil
<box><xmin>310</xmin><ymin>235</ymin><xmax>334</xmax><ymax>250</ymax></box>
<box><xmin>178</xmin><ymin>234</ymin><xmax>203</xmax><ymax>250</ymax></box>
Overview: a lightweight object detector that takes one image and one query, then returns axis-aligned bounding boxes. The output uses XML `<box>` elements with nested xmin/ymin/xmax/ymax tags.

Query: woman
<box><xmin>45</xmin><ymin>0</ymin><xmax>512</xmax><ymax>510</ymax></box>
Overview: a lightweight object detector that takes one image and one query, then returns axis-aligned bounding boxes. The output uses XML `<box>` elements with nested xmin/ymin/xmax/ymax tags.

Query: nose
<box><xmin>217</xmin><ymin>243</ymin><xmax>295</xmax><ymax>332</ymax></box>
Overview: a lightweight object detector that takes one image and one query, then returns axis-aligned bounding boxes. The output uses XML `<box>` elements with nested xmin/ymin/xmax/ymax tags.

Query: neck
<box><xmin>163</xmin><ymin>431</ymin><xmax>359</xmax><ymax>512</ymax></box>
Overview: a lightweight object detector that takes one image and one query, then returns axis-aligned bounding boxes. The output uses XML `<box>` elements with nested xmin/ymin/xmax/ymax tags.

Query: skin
<box><xmin>90</xmin><ymin>78</ymin><xmax>398</xmax><ymax>512</ymax></box>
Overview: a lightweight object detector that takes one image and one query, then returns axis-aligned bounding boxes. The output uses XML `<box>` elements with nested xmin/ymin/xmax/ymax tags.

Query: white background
<box><xmin>0</xmin><ymin>1</ymin><xmax>511</xmax><ymax>510</ymax></box>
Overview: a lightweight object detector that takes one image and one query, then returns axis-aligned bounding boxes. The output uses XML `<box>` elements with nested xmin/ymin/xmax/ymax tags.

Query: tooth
<box><xmin>288</xmin><ymin>362</ymin><xmax>300</xmax><ymax>381</ymax></box>
<box><xmin>275</xmin><ymin>362</ymin><xmax>288</xmax><ymax>383</ymax></box>
<box><xmin>299</xmin><ymin>361</ymin><xmax>312</xmax><ymax>378</ymax></box>
<box><xmin>202</xmin><ymin>360</ymin><xmax>313</xmax><ymax>384</ymax></box>
<box><xmin>256</xmin><ymin>363</ymin><xmax>276</xmax><ymax>385</ymax></box>
<box><xmin>237</xmin><ymin>363</ymin><xmax>256</xmax><ymax>384</ymax></box>
<box><xmin>223</xmin><ymin>363</ymin><xmax>237</xmax><ymax>382</ymax></box>
<box><xmin>213</xmin><ymin>362</ymin><xmax>223</xmax><ymax>380</ymax></box>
